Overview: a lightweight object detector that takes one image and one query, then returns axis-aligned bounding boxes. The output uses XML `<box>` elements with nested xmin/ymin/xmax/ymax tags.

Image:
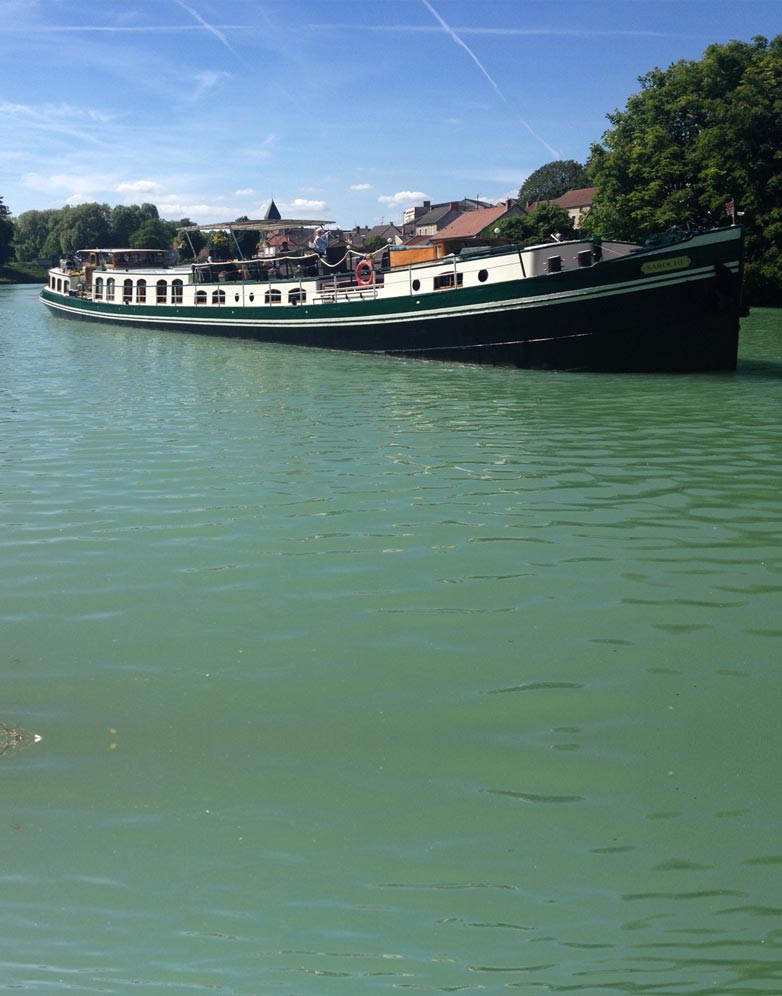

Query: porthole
<box><xmin>412</xmin><ymin>279</ymin><xmax>421</xmax><ymax>291</ymax></box>
<box><xmin>249</xmin><ymin>292</ymin><xmax>255</xmax><ymax>302</ymax></box>
<box><xmin>478</xmin><ymin>269</ymin><xmax>488</xmax><ymax>282</ymax></box>
<box><xmin>235</xmin><ymin>293</ymin><xmax>240</xmax><ymax>302</ymax></box>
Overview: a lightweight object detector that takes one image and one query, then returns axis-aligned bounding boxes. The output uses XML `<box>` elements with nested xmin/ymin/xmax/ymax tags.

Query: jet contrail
<box><xmin>176</xmin><ymin>0</ymin><xmax>242</xmax><ymax>60</ymax></box>
<box><xmin>421</xmin><ymin>0</ymin><xmax>507</xmax><ymax>103</ymax></box>
<box><xmin>421</xmin><ymin>0</ymin><xmax>560</xmax><ymax>159</ymax></box>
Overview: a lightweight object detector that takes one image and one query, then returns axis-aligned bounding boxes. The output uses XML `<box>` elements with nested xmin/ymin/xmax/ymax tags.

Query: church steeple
<box><xmin>264</xmin><ymin>199</ymin><xmax>281</xmax><ymax>221</ymax></box>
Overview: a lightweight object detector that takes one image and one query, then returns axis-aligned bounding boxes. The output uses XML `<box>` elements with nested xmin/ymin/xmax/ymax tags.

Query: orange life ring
<box><xmin>355</xmin><ymin>259</ymin><xmax>374</xmax><ymax>285</ymax></box>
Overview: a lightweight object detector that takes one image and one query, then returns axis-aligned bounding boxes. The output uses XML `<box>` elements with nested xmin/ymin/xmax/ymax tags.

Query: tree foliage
<box><xmin>0</xmin><ymin>196</ymin><xmax>14</xmax><ymax>265</ymax></box>
<box><xmin>518</xmin><ymin>160</ymin><xmax>589</xmax><ymax>205</ymax></box>
<box><xmin>492</xmin><ymin>203</ymin><xmax>577</xmax><ymax>247</ymax></box>
<box><xmin>585</xmin><ymin>35</ymin><xmax>782</xmax><ymax>303</ymax></box>
<box><xmin>129</xmin><ymin>217</ymin><xmax>177</xmax><ymax>249</ymax></box>
<box><xmin>110</xmin><ymin>203</ymin><xmax>159</xmax><ymax>246</ymax></box>
<box><xmin>12</xmin><ymin>202</ymin><xmax>184</xmax><ymax>261</ymax></box>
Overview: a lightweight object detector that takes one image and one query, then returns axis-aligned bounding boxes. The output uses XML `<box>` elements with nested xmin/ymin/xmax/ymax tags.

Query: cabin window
<box><xmin>156</xmin><ymin>280</ymin><xmax>167</xmax><ymax>304</ymax></box>
<box><xmin>123</xmin><ymin>279</ymin><xmax>133</xmax><ymax>304</ymax></box>
<box><xmin>265</xmin><ymin>289</ymin><xmax>282</xmax><ymax>304</ymax></box>
<box><xmin>288</xmin><ymin>288</ymin><xmax>306</xmax><ymax>305</ymax></box>
<box><xmin>196</xmin><ymin>290</ymin><xmax>207</xmax><ymax>305</ymax></box>
<box><xmin>172</xmin><ymin>280</ymin><xmax>183</xmax><ymax>304</ymax></box>
<box><xmin>412</xmin><ymin>279</ymin><xmax>421</xmax><ymax>292</ymax></box>
<box><xmin>433</xmin><ymin>272</ymin><xmax>463</xmax><ymax>290</ymax></box>
<box><xmin>56</xmin><ymin>277</ymin><xmax>62</xmax><ymax>293</ymax></box>
<box><xmin>136</xmin><ymin>279</ymin><xmax>146</xmax><ymax>304</ymax></box>
<box><xmin>106</xmin><ymin>278</ymin><xmax>115</xmax><ymax>301</ymax></box>
<box><xmin>212</xmin><ymin>289</ymin><xmax>226</xmax><ymax>305</ymax></box>
<box><xmin>94</xmin><ymin>277</ymin><xmax>103</xmax><ymax>300</ymax></box>
<box><xmin>478</xmin><ymin>269</ymin><xmax>489</xmax><ymax>282</ymax></box>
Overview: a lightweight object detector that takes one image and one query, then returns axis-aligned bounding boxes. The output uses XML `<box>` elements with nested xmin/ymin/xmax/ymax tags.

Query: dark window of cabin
<box><xmin>433</xmin><ymin>272</ymin><xmax>463</xmax><ymax>290</ymax></box>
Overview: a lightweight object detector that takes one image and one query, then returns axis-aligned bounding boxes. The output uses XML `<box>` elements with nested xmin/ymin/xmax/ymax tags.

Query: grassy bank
<box><xmin>0</xmin><ymin>262</ymin><xmax>47</xmax><ymax>284</ymax></box>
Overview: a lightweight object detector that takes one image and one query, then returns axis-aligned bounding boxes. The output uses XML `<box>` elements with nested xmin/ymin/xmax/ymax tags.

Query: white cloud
<box><xmin>279</xmin><ymin>198</ymin><xmax>328</xmax><ymax>215</ymax></box>
<box><xmin>115</xmin><ymin>179</ymin><xmax>161</xmax><ymax>193</ymax></box>
<box><xmin>191</xmin><ymin>69</ymin><xmax>232</xmax><ymax>99</ymax></box>
<box><xmin>378</xmin><ymin>190</ymin><xmax>428</xmax><ymax>207</ymax></box>
<box><xmin>235</xmin><ymin>187</ymin><xmax>256</xmax><ymax>196</ymax></box>
<box><xmin>350</xmin><ymin>183</ymin><xmax>373</xmax><ymax>191</ymax></box>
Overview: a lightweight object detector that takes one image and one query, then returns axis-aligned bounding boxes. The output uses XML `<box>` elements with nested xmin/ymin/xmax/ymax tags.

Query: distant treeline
<box><xmin>6</xmin><ymin>202</ymin><xmax>203</xmax><ymax>263</ymax></box>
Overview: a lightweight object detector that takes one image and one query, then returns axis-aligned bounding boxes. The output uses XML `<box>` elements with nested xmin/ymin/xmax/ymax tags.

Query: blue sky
<box><xmin>1</xmin><ymin>0</ymin><xmax>779</xmax><ymax>228</ymax></box>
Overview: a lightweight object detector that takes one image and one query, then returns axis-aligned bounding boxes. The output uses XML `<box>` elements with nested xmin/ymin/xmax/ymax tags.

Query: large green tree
<box><xmin>585</xmin><ymin>35</ymin><xmax>782</xmax><ymax>303</ymax></box>
<box><xmin>518</xmin><ymin>160</ymin><xmax>589</xmax><ymax>205</ymax></box>
<box><xmin>0</xmin><ymin>196</ymin><xmax>14</xmax><ymax>265</ymax></box>
<box><xmin>109</xmin><ymin>203</ymin><xmax>158</xmax><ymax>246</ymax></box>
<box><xmin>492</xmin><ymin>203</ymin><xmax>577</xmax><ymax>247</ymax></box>
<box><xmin>129</xmin><ymin>217</ymin><xmax>176</xmax><ymax>250</ymax></box>
<box><xmin>12</xmin><ymin>209</ymin><xmax>60</xmax><ymax>261</ymax></box>
<box><xmin>57</xmin><ymin>202</ymin><xmax>112</xmax><ymax>253</ymax></box>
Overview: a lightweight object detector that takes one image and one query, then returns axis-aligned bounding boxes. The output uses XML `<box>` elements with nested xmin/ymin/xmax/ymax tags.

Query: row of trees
<box><xmin>2</xmin><ymin>36</ymin><xmax>781</xmax><ymax>299</ymax></box>
<box><xmin>6</xmin><ymin>201</ymin><xmax>198</xmax><ymax>265</ymax></box>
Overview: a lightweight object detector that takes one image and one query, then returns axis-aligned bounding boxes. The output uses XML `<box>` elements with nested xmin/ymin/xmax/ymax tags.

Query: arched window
<box><xmin>156</xmin><ymin>280</ymin><xmax>167</xmax><ymax>304</ymax></box>
<box><xmin>123</xmin><ymin>279</ymin><xmax>133</xmax><ymax>304</ymax></box>
<box><xmin>195</xmin><ymin>290</ymin><xmax>207</xmax><ymax>305</ymax></box>
<box><xmin>171</xmin><ymin>279</ymin><xmax>183</xmax><ymax>304</ymax></box>
<box><xmin>56</xmin><ymin>278</ymin><xmax>62</xmax><ymax>293</ymax></box>
<box><xmin>264</xmin><ymin>289</ymin><xmax>282</xmax><ymax>304</ymax></box>
<box><xmin>106</xmin><ymin>278</ymin><xmax>115</xmax><ymax>301</ymax></box>
<box><xmin>212</xmin><ymin>289</ymin><xmax>226</xmax><ymax>305</ymax></box>
<box><xmin>288</xmin><ymin>288</ymin><xmax>306</xmax><ymax>305</ymax></box>
<box><xmin>94</xmin><ymin>276</ymin><xmax>104</xmax><ymax>300</ymax></box>
<box><xmin>136</xmin><ymin>279</ymin><xmax>146</xmax><ymax>304</ymax></box>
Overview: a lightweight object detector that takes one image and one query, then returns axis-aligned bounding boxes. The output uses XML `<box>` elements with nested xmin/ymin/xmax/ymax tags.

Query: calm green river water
<box><xmin>2</xmin><ymin>284</ymin><xmax>781</xmax><ymax>994</ymax></box>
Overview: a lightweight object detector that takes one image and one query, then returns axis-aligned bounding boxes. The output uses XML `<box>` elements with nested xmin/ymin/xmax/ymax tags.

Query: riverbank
<box><xmin>0</xmin><ymin>262</ymin><xmax>46</xmax><ymax>284</ymax></box>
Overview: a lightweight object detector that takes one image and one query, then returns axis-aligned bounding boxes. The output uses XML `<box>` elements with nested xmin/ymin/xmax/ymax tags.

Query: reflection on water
<box><xmin>2</xmin><ymin>287</ymin><xmax>782</xmax><ymax>992</ymax></box>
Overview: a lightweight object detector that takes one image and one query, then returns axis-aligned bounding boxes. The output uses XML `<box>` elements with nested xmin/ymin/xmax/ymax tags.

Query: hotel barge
<box><xmin>40</xmin><ymin>219</ymin><xmax>744</xmax><ymax>372</ymax></box>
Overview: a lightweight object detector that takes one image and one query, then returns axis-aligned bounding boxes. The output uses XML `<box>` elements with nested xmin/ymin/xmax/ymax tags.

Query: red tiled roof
<box><xmin>554</xmin><ymin>187</ymin><xmax>596</xmax><ymax>209</ymax></box>
<box><xmin>526</xmin><ymin>187</ymin><xmax>596</xmax><ymax>212</ymax></box>
<box><xmin>436</xmin><ymin>202</ymin><xmax>519</xmax><ymax>240</ymax></box>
